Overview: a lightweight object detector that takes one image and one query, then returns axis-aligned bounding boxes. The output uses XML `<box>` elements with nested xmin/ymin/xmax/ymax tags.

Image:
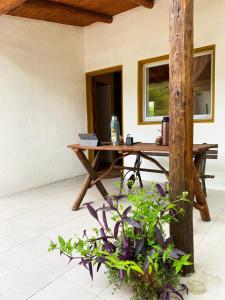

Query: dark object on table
<box><xmin>126</xmin><ymin>134</ymin><xmax>134</xmax><ymax>146</ymax></box>
<box><xmin>155</xmin><ymin>136</ymin><xmax>162</xmax><ymax>145</ymax></box>
<box><xmin>162</xmin><ymin>116</ymin><xmax>169</xmax><ymax>146</ymax></box>
<box><xmin>78</xmin><ymin>134</ymin><xmax>99</xmax><ymax>147</ymax></box>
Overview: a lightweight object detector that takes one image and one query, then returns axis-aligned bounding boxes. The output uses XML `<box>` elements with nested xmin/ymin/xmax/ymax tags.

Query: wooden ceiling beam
<box><xmin>0</xmin><ymin>0</ymin><xmax>27</xmax><ymax>15</ymax></box>
<box><xmin>8</xmin><ymin>0</ymin><xmax>113</xmax><ymax>26</ymax></box>
<box><xmin>128</xmin><ymin>0</ymin><xmax>154</xmax><ymax>9</ymax></box>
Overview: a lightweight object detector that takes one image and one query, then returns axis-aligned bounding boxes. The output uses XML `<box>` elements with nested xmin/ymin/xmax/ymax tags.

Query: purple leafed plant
<box><xmin>49</xmin><ymin>183</ymin><xmax>191</xmax><ymax>300</ymax></box>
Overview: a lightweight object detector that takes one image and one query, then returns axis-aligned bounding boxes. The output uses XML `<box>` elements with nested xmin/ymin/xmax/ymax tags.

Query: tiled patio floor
<box><xmin>0</xmin><ymin>176</ymin><xmax>225</xmax><ymax>300</ymax></box>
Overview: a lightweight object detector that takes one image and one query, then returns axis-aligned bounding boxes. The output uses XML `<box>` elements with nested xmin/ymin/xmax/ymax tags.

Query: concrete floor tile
<box><xmin>0</xmin><ymin>250</ymin><xmax>31</xmax><ymax>277</ymax></box>
<box><xmin>0</xmin><ymin>263</ymin><xmax>56</xmax><ymax>300</ymax></box>
<box><xmin>97</xmin><ymin>284</ymin><xmax>134</xmax><ymax>300</ymax></box>
<box><xmin>29</xmin><ymin>277</ymin><xmax>96</xmax><ymax>300</ymax></box>
<box><xmin>63</xmin><ymin>264</ymin><xmax>109</xmax><ymax>295</ymax></box>
<box><xmin>33</xmin><ymin>251</ymin><xmax>77</xmax><ymax>277</ymax></box>
<box><xmin>12</xmin><ymin>235</ymin><xmax>50</xmax><ymax>261</ymax></box>
<box><xmin>0</xmin><ymin>177</ymin><xmax>224</xmax><ymax>300</ymax></box>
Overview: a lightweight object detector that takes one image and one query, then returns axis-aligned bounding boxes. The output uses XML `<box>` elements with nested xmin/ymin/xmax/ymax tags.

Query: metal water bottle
<box><xmin>161</xmin><ymin>116</ymin><xmax>169</xmax><ymax>146</ymax></box>
<box><xmin>110</xmin><ymin>115</ymin><xmax>120</xmax><ymax>146</ymax></box>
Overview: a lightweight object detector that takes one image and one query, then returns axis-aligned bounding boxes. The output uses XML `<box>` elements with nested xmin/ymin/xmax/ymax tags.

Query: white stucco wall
<box><xmin>84</xmin><ymin>0</ymin><xmax>225</xmax><ymax>190</ymax></box>
<box><xmin>1</xmin><ymin>0</ymin><xmax>225</xmax><ymax>196</ymax></box>
<box><xmin>0</xmin><ymin>16</ymin><xmax>86</xmax><ymax>196</ymax></box>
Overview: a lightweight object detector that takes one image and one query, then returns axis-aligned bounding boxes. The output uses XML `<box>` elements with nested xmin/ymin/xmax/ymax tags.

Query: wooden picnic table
<box><xmin>68</xmin><ymin>143</ymin><xmax>217</xmax><ymax>221</ymax></box>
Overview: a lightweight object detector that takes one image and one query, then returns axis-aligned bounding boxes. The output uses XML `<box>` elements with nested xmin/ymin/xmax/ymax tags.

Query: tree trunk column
<box><xmin>169</xmin><ymin>0</ymin><xmax>194</xmax><ymax>274</ymax></box>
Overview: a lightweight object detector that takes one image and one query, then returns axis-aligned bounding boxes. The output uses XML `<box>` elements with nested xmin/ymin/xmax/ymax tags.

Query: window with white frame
<box><xmin>138</xmin><ymin>45</ymin><xmax>215</xmax><ymax>124</ymax></box>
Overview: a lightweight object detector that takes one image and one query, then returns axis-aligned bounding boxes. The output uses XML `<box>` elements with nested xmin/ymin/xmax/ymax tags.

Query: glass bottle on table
<box><xmin>110</xmin><ymin>115</ymin><xmax>120</xmax><ymax>146</ymax></box>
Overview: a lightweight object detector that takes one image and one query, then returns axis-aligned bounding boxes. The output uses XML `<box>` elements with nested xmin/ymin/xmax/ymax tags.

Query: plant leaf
<box><xmin>167</xmin><ymin>285</ymin><xmax>184</xmax><ymax>300</ymax></box>
<box><xmin>163</xmin><ymin>290</ymin><xmax>170</xmax><ymax>300</ymax></box>
<box><xmin>154</xmin><ymin>262</ymin><xmax>159</xmax><ymax>272</ymax></box>
<box><xmin>100</xmin><ymin>228</ymin><xmax>112</xmax><ymax>252</ymax></box>
<box><xmin>105</xmin><ymin>196</ymin><xmax>116</xmax><ymax>209</ymax></box>
<box><xmin>97</xmin><ymin>206</ymin><xmax>114</xmax><ymax>212</ymax></box>
<box><xmin>114</xmin><ymin>221</ymin><xmax>121</xmax><ymax>239</ymax></box>
<box><xmin>164</xmin><ymin>236</ymin><xmax>173</xmax><ymax>248</ymax></box>
<box><xmin>83</xmin><ymin>229</ymin><xmax>88</xmax><ymax>238</ymax></box>
<box><xmin>149</xmin><ymin>249</ymin><xmax>156</xmax><ymax>257</ymax></box>
<box><xmin>86</xmin><ymin>204</ymin><xmax>99</xmax><ymax>221</ymax></box>
<box><xmin>131</xmin><ymin>264</ymin><xmax>144</xmax><ymax>274</ymax></box>
<box><xmin>102</xmin><ymin>206</ymin><xmax>109</xmax><ymax>230</ymax></box>
<box><xmin>88</xmin><ymin>262</ymin><xmax>93</xmax><ymax>280</ymax></box>
<box><xmin>90</xmin><ymin>235</ymin><xmax>114</xmax><ymax>242</ymax></box>
<box><xmin>162</xmin><ymin>262</ymin><xmax>170</xmax><ymax>273</ymax></box>
<box><xmin>180</xmin><ymin>284</ymin><xmax>189</xmax><ymax>295</ymax></box>
<box><xmin>119</xmin><ymin>269</ymin><xmax>125</xmax><ymax>281</ymax></box>
<box><xmin>135</xmin><ymin>238</ymin><xmax>144</xmax><ymax>257</ymax></box>
<box><xmin>170</xmin><ymin>250</ymin><xmax>179</xmax><ymax>259</ymax></box>
<box><xmin>154</xmin><ymin>225</ymin><xmax>165</xmax><ymax>247</ymax></box>
<box><xmin>58</xmin><ymin>236</ymin><xmax>65</xmax><ymax>248</ymax></box>
<box><xmin>117</xmin><ymin>194</ymin><xmax>127</xmax><ymax>201</ymax></box>
<box><xmin>142</xmin><ymin>257</ymin><xmax>150</xmax><ymax>272</ymax></box>
<box><xmin>174</xmin><ymin>248</ymin><xmax>186</xmax><ymax>256</ymax></box>
<box><xmin>83</xmin><ymin>201</ymin><xmax>94</xmax><ymax>206</ymax></box>
<box><xmin>81</xmin><ymin>258</ymin><xmax>92</xmax><ymax>270</ymax></box>
<box><xmin>156</xmin><ymin>183</ymin><xmax>166</xmax><ymax>197</ymax></box>
<box><xmin>122</xmin><ymin>206</ymin><xmax>132</xmax><ymax>218</ymax></box>
<box><xmin>97</xmin><ymin>262</ymin><xmax>102</xmax><ymax>272</ymax></box>
<box><xmin>124</xmin><ymin>217</ymin><xmax>142</xmax><ymax>228</ymax></box>
<box><xmin>169</xmin><ymin>209</ymin><xmax>175</xmax><ymax>217</ymax></box>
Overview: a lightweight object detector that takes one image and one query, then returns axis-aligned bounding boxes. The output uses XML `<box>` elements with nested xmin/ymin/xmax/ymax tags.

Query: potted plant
<box><xmin>49</xmin><ymin>183</ymin><xmax>191</xmax><ymax>300</ymax></box>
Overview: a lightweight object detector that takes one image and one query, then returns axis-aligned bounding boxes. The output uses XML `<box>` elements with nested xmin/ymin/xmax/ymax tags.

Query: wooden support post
<box><xmin>169</xmin><ymin>0</ymin><xmax>194</xmax><ymax>274</ymax></box>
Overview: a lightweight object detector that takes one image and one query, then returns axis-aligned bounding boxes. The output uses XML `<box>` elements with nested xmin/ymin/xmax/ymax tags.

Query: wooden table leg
<box><xmin>193</xmin><ymin>153</ymin><xmax>211</xmax><ymax>221</ymax></box>
<box><xmin>71</xmin><ymin>151</ymin><xmax>101</xmax><ymax>211</ymax></box>
<box><xmin>75</xmin><ymin>149</ymin><xmax>108</xmax><ymax>201</ymax></box>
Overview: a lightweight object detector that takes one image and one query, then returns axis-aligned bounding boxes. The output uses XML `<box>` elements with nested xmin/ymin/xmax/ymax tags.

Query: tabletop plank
<box><xmin>68</xmin><ymin>143</ymin><xmax>218</xmax><ymax>154</ymax></box>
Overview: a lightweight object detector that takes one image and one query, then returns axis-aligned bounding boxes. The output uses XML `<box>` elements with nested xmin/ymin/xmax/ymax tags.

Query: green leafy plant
<box><xmin>148</xmin><ymin>81</ymin><xmax>169</xmax><ymax>117</ymax></box>
<box><xmin>49</xmin><ymin>183</ymin><xmax>191</xmax><ymax>299</ymax></box>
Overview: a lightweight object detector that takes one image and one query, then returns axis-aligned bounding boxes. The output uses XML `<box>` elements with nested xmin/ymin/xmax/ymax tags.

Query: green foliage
<box><xmin>173</xmin><ymin>255</ymin><xmax>192</xmax><ymax>274</ymax></box>
<box><xmin>49</xmin><ymin>183</ymin><xmax>191</xmax><ymax>299</ymax></box>
<box><xmin>147</xmin><ymin>81</ymin><xmax>169</xmax><ymax>117</ymax></box>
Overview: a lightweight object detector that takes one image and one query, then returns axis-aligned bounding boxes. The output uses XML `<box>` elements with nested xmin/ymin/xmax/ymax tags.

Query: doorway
<box><xmin>86</xmin><ymin>65</ymin><xmax>123</xmax><ymax>177</ymax></box>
